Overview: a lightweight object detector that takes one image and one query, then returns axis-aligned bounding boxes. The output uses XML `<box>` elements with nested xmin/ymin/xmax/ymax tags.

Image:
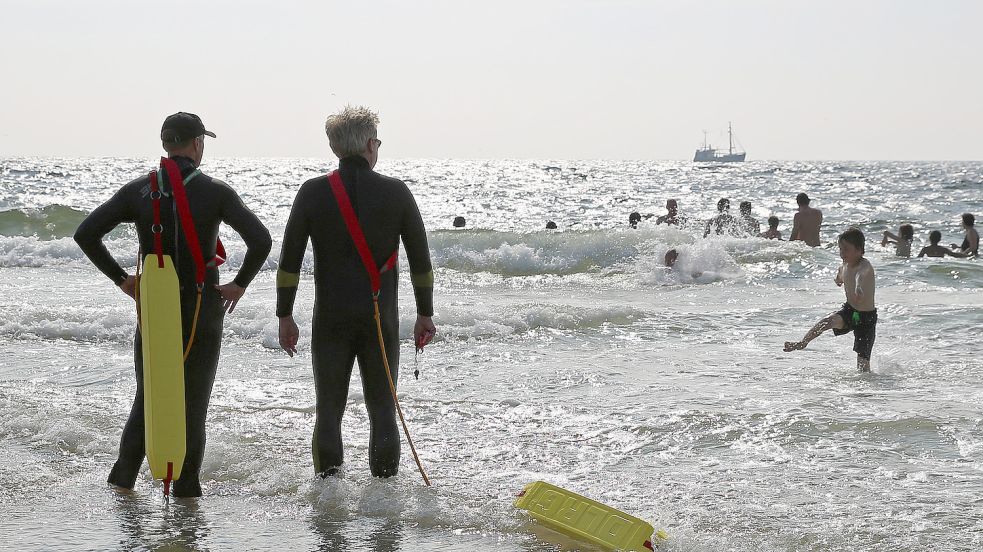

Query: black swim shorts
<box><xmin>832</xmin><ymin>302</ymin><xmax>877</xmax><ymax>360</ymax></box>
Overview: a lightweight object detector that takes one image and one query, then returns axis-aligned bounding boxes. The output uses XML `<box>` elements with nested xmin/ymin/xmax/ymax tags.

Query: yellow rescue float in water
<box><xmin>515</xmin><ymin>481</ymin><xmax>665</xmax><ymax>551</ymax></box>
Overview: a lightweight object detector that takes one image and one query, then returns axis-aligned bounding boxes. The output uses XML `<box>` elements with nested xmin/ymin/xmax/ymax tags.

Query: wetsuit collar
<box><xmin>168</xmin><ymin>155</ymin><xmax>199</xmax><ymax>176</ymax></box>
<box><xmin>339</xmin><ymin>155</ymin><xmax>371</xmax><ymax>170</ymax></box>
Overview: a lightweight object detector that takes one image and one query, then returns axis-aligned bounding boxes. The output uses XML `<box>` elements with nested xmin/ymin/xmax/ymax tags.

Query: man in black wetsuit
<box><xmin>276</xmin><ymin>106</ymin><xmax>436</xmax><ymax>478</ymax></box>
<box><xmin>74</xmin><ymin>112</ymin><xmax>272</xmax><ymax>496</ymax></box>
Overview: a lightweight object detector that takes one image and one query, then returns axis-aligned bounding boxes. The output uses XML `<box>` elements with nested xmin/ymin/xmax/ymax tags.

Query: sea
<box><xmin>1</xmin><ymin>157</ymin><xmax>981</xmax><ymax>551</ymax></box>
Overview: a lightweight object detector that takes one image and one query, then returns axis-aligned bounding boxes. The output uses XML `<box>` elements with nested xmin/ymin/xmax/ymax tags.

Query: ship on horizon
<box><xmin>694</xmin><ymin>122</ymin><xmax>746</xmax><ymax>163</ymax></box>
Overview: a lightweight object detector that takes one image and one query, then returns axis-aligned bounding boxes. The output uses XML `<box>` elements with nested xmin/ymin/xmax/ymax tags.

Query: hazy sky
<box><xmin>2</xmin><ymin>0</ymin><xmax>981</xmax><ymax>160</ymax></box>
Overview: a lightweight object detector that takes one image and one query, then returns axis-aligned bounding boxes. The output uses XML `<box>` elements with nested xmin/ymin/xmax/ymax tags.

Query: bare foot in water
<box><xmin>783</xmin><ymin>341</ymin><xmax>808</xmax><ymax>352</ymax></box>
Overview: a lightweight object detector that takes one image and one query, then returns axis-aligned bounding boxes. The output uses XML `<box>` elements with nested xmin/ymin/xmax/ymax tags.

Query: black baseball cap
<box><xmin>161</xmin><ymin>112</ymin><xmax>216</xmax><ymax>143</ymax></box>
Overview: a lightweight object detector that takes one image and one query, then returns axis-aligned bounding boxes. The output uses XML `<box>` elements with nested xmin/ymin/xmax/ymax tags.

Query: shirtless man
<box><xmin>784</xmin><ymin>228</ymin><xmax>877</xmax><ymax>372</ymax></box>
<box><xmin>703</xmin><ymin>198</ymin><xmax>738</xmax><ymax>238</ymax></box>
<box><xmin>790</xmin><ymin>193</ymin><xmax>823</xmax><ymax>247</ymax></box>
<box><xmin>949</xmin><ymin>213</ymin><xmax>979</xmax><ymax>256</ymax></box>
<box><xmin>656</xmin><ymin>199</ymin><xmax>684</xmax><ymax>226</ymax></box>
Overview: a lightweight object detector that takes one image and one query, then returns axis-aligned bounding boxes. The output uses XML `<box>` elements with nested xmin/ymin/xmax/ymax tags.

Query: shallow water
<box><xmin>1</xmin><ymin>158</ymin><xmax>982</xmax><ymax>551</ymax></box>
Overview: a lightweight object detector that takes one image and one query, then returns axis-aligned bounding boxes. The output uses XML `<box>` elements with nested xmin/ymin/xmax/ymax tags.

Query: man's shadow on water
<box><xmin>307</xmin><ymin>477</ymin><xmax>406</xmax><ymax>552</ymax></box>
<box><xmin>309</xmin><ymin>512</ymin><xmax>403</xmax><ymax>552</ymax></box>
<box><xmin>112</xmin><ymin>490</ymin><xmax>210</xmax><ymax>552</ymax></box>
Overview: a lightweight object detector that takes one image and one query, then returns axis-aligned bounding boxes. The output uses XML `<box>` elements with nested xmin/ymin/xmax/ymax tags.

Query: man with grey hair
<box><xmin>276</xmin><ymin>105</ymin><xmax>436</xmax><ymax>478</ymax></box>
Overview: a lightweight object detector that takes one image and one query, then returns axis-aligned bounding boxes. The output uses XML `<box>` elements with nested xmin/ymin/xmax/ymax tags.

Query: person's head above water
<box><xmin>929</xmin><ymin>230</ymin><xmax>942</xmax><ymax>245</ymax></box>
<box><xmin>717</xmin><ymin>198</ymin><xmax>730</xmax><ymax>212</ymax></box>
<box><xmin>796</xmin><ymin>193</ymin><xmax>811</xmax><ymax>207</ymax></box>
<box><xmin>838</xmin><ymin>227</ymin><xmax>865</xmax><ymax>261</ymax></box>
<box><xmin>545</xmin><ymin>220</ymin><xmax>557</xmax><ymax>230</ymax></box>
<box><xmin>629</xmin><ymin>211</ymin><xmax>642</xmax><ymax>228</ymax></box>
<box><xmin>666</xmin><ymin>199</ymin><xmax>678</xmax><ymax>215</ymax></box>
<box><xmin>161</xmin><ymin>112</ymin><xmax>215</xmax><ymax>167</ymax></box>
<box><xmin>325</xmin><ymin>105</ymin><xmax>381</xmax><ymax>168</ymax></box>
<box><xmin>664</xmin><ymin>248</ymin><xmax>678</xmax><ymax>267</ymax></box>
<box><xmin>900</xmin><ymin>224</ymin><xmax>914</xmax><ymax>241</ymax></box>
<box><xmin>740</xmin><ymin>201</ymin><xmax>752</xmax><ymax>216</ymax></box>
<box><xmin>453</xmin><ymin>216</ymin><xmax>466</xmax><ymax>228</ymax></box>
<box><xmin>962</xmin><ymin>213</ymin><xmax>975</xmax><ymax>228</ymax></box>
<box><xmin>768</xmin><ymin>216</ymin><xmax>779</xmax><ymax>229</ymax></box>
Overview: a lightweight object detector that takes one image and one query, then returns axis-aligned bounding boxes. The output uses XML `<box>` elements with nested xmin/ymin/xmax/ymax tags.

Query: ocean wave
<box><xmin>0</xmin><ymin>303</ymin><xmax>136</xmax><ymax>343</ymax></box>
<box><xmin>0</xmin><ymin>236</ymin><xmax>91</xmax><ymax>268</ymax></box>
<box><xmin>428</xmin><ymin>229</ymin><xmax>642</xmax><ymax>276</ymax></box>
<box><xmin>0</xmin><ymin>205</ymin><xmax>89</xmax><ymax>240</ymax></box>
<box><xmin>636</xmin><ymin>239</ymin><xmax>745</xmax><ymax>285</ymax></box>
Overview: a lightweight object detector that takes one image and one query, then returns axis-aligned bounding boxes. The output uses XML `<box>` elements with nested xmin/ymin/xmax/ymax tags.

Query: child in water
<box><xmin>759</xmin><ymin>216</ymin><xmax>783</xmax><ymax>240</ymax></box>
<box><xmin>918</xmin><ymin>230</ymin><xmax>968</xmax><ymax>258</ymax></box>
<box><xmin>881</xmin><ymin>224</ymin><xmax>914</xmax><ymax>257</ymax></box>
<box><xmin>784</xmin><ymin>228</ymin><xmax>877</xmax><ymax>372</ymax></box>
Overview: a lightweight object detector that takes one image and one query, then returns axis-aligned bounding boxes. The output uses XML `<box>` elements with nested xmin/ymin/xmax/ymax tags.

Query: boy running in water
<box><xmin>784</xmin><ymin>228</ymin><xmax>877</xmax><ymax>372</ymax></box>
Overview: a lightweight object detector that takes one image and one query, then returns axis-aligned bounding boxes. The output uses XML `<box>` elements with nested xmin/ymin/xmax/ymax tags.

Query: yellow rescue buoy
<box><xmin>515</xmin><ymin>480</ymin><xmax>661</xmax><ymax>551</ymax></box>
<box><xmin>138</xmin><ymin>254</ymin><xmax>187</xmax><ymax>493</ymax></box>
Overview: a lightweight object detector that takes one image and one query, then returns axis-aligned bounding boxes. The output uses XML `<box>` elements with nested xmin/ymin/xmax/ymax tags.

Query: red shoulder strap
<box><xmin>328</xmin><ymin>170</ymin><xmax>382</xmax><ymax>293</ymax></box>
<box><xmin>161</xmin><ymin>157</ymin><xmax>207</xmax><ymax>285</ymax></box>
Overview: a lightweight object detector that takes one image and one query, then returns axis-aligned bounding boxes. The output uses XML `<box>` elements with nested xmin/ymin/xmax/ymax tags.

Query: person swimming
<box><xmin>703</xmin><ymin>198</ymin><xmax>738</xmax><ymax>237</ymax></box>
<box><xmin>656</xmin><ymin>199</ymin><xmax>685</xmax><ymax>226</ymax></box>
<box><xmin>664</xmin><ymin>248</ymin><xmax>678</xmax><ymax>267</ymax></box>
<box><xmin>918</xmin><ymin>230</ymin><xmax>968</xmax><ymax>258</ymax></box>
<box><xmin>790</xmin><ymin>193</ymin><xmax>823</xmax><ymax>247</ymax></box>
<box><xmin>950</xmin><ymin>213</ymin><xmax>979</xmax><ymax>256</ymax></box>
<box><xmin>453</xmin><ymin>216</ymin><xmax>466</xmax><ymax>228</ymax></box>
<box><xmin>881</xmin><ymin>224</ymin><xmax>914</xmax><ymax>257</ymax></box>
<box><xmin>738</xmin><ymin>201</ymin><xmax>761</xmax><ymax>235</ymax></box>
<box><xmin>759</xmin><ymin>216</ymin><xmax>783</xmax><ymax>240</ymax></box>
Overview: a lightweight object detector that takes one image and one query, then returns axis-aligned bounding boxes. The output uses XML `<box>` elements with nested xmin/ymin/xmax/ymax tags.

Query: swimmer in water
<box><xmin>881</xmin><ymin>224</ymin><xmax>914</xmax><ymax>257</ymax></box>
<box><xmin>949</xmin><ymin>213</ymin><xmax>979</xmax><ymax>256</ymax></box>
<box><xmin>784</xmin><ymin>227</ymin><xmax>877</xmax><ymax>372</ymax></box>
<box><xmin>703</xmin><ymin>198</ymin><xmax>738</xmax><ymax>237</ymax></box>
<box><xmin>759</xmin><ymin>216</ymin><xmax>783</xmax><ymax>240</ymax></box>
<box><xmin>656</xmin><ymin>199</ymin><xmax>685</xmax><ymax>226</ymax></box>
<box><xmin>918</xmin><ymin>230</ymin><xmax>968</xmax><ymax>258</ymax></box>
<box><xmin>738</xmin><ymin>201</ymin><xmax>761</xmax><ymax>235</ymax></box>
<box><xmin>664</xmin><ymin>248</ymin><xmax>678</xmax><ymax>267</ymax></box>
<box><xmin>790</xmin><ymin>193</ymin><xmax>823</xmax><ymax>247</ymax></box>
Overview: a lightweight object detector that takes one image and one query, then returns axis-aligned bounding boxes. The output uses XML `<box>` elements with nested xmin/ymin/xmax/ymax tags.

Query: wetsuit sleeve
<box><xmin>400</xmin><ymin>187</ymin><xmax>434</xmax><ymax>317</ymax></box>
<box><xmin>74</xmin><ymin>186</ymin><xmax>136</xmax><ymax>286</ymax></box>
<box><xmin>276</xmin><ymin>186</ymin><xmax>311</xmax><ymax>318</ymax></box>
<box><xmin>220</xmin><ymin>186</ymin><xmax>273</xmax><ymax>289</ymax></box>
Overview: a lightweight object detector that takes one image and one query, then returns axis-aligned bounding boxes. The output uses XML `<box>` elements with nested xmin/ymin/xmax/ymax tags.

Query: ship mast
<box><xmin>728</xmin><ymin>122</ymin><xmax>733</xmax><ymax>155</ymax></box>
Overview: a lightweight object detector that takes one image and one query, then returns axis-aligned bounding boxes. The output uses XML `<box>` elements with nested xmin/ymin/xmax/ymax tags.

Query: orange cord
<box><xmin>373</xmin><ymin>297</ymin><xmax>431</xmax><ymax>486</ymax></box>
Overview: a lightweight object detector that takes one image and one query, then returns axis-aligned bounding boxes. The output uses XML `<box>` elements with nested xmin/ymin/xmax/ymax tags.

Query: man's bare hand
<box><xmin>118</xmin><ymin>275</ymin><xmax>136</xmax><ymax>299</ymax></box>
<box><xmin>414</xmin><ymin>315</ymin><xmax>436</xmax><ymax>350</ymax></box>
<box><xmin>214</xmin><ymin>282</ymin><xmax>246</xmax><ymax>314</ymax></box>
<box><xmin>279</xmin><ymin>316</ymin><xmax>299</xmax><ymax>357</ymax></box>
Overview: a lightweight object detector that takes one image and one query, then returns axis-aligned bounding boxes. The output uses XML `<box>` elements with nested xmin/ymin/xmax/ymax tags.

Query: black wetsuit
<box><xmin>276</xmin><ymin>156</ymin><xmax>433</xmax><ymax>478</ymax></box>
<box><xmin>74</xmin><ymin>156</ymin><xmax>272</xmax><ymax>497</ymax></box>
